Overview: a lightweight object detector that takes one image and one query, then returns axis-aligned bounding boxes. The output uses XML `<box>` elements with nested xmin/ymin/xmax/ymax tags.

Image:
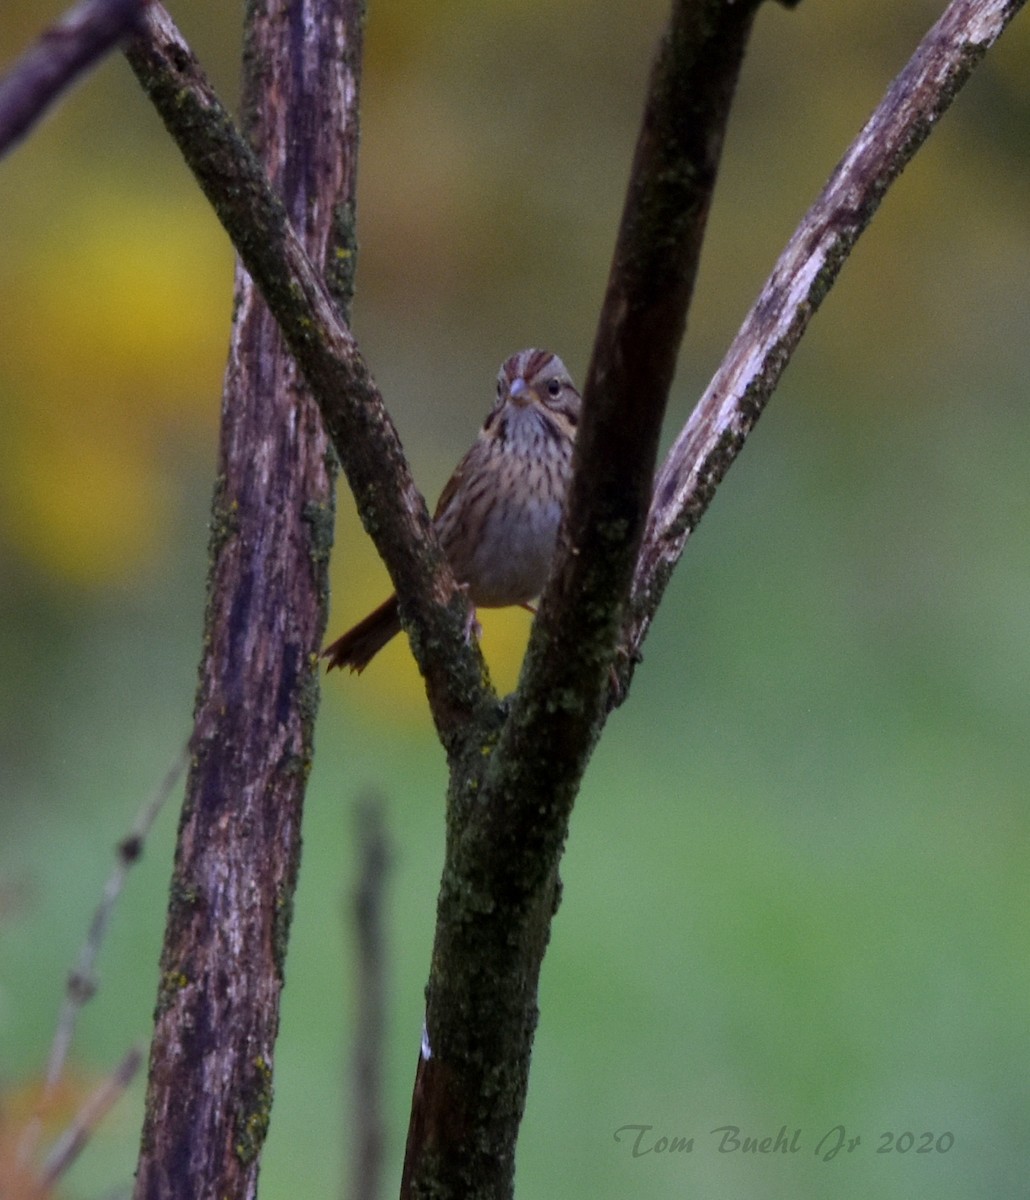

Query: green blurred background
<box><xmin>2</xmin><ymin>1</ymin><xmax>1028</xmax><ymax>1196</ymax></box>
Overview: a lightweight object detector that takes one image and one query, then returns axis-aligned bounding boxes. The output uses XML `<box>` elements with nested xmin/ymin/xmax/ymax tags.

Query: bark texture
<box><xmin>131</xmin><ymin>3</ymin><xmax>363</xmax><ymax>1197</ymax></box>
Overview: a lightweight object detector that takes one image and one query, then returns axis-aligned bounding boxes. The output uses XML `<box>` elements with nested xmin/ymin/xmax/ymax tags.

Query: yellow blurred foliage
<box><xmin>4</xmin><ymin>419</ymin><xmax>169</xmax><ymax>586</ymax></box>
<box><xmin>17</xmin><ymin>191</ymin><xmax>229</xmax><ymax>417</ymax></box>
<box><xmin>0</xmin><ymin>183</ymin><xmax>232</xmax><ymax>584</ymax></box>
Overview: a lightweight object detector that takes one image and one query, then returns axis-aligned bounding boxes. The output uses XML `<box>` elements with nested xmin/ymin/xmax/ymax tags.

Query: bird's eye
<box><xmin>546</xmin><ymin>378</ymin><xmax>562</xmax><ymax>398</ymax></box>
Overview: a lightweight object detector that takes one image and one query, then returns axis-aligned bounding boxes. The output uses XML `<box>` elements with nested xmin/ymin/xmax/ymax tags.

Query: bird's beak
<box><xmin>507</xmin><ymin>378</ymin><xmax>536</xmax><ymax>407</ymax></box>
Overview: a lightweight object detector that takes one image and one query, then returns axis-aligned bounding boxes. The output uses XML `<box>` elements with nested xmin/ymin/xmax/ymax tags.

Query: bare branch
<box><xmin>348</xmin><ymin>795</ymin><xmax>391</xmax><ymax>1200</ymax></box>
<box><xmin>38</xmin><ymin>1045</ymin><xmax>144</xmax><ymax>1191</ymax></box>
<box><xmin>124</xmin><ymin>5</ymin><xmax>494</xmax><ymax>748</ymax></box>
<box><xmin>0</xmin><ymin>0</ymin><xmax>145</xmax><ymax>160</ymax></box>
<box><xmin>44</xmin><ymin>749</ymin><xmax>185</xmax><ymax>1091</ymax></box>
<box><xmin>622</xmin><ymin>0</ymin><xmax>1028</xmax><ymax>679</ymax></box>
<box><xmin>16</xmin><ymin>746</ymin><xmax>186</xmax><ymax>1173</ymax></box>
<box><xmin>129</xmin><ymin>2</ymin><xmax>363</xmax><ymax>1195</ymax></box>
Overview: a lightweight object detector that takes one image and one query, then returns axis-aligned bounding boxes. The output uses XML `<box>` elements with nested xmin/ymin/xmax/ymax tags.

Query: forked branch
<box><xmin>620</xmin><ymin>0</ymin><xmax>1028</xmax><ymax>683</ymax></box>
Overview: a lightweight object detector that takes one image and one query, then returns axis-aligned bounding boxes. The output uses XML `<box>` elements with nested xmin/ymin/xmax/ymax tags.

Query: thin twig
<box><xmin>16</xmin><ymin>744</ymin><xmax>187</xmax><ymax>1169</ymax></box>
<box><xmin>348</xmin><ymin>795</ymin><xmax>391</xmax><ymax>1200</ymax></box>
<box><xmin>0</xmin><ymin>0</ymin><xmax>145</xmax><ymax>160</ymax></box>
<box><xmin>620</xmin><ymin>0</ymin><xmax>1028</xmax><ymax>686</ymax></box>
<box><xmin>43</xmin><ymin>746</ymin><xmax>186</xmax><ymax>1093</ymax></box>
<box><xmin>37</xmin><ymin>1045</ymin><xmax>144</xmax><ymax>1191</ymax></box>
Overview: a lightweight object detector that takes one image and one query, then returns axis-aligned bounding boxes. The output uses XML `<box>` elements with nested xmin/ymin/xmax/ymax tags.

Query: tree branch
<box><xmin>0</xmin><ymin>0</ymin><xmax>145</xmax><ymax>160</ymax></box>
<box><xmin>39</xmin><ymin>1045</ymin><xmax>144</xmax><ymax>1191</ymax></box>
<box><xmin>124</xmin><ymin>5</ymin><xmax>495</xmax><ymax>750</ymax></box>
<box><xmin>13</xmin><ymin>748</ymin><xmax>182</xmax><ymax>1180</ymax></box>
<box><xmin>621</xmin><ymin>0</ymin><xmax>1028</xmax><ymax>684</ymax></box>
<box><xmin>131</xmin><ymin>4</ymin><xmax>364</xmax><ymax>1197</ymax></box>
